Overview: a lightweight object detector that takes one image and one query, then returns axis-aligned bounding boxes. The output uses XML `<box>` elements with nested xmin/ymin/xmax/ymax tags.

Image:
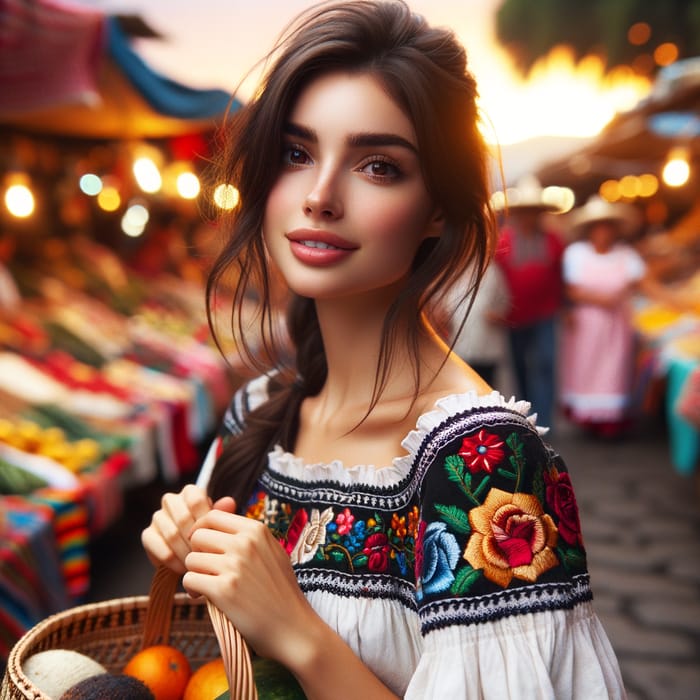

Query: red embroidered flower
<box><xmin>457</xmin><ymin>429</ymin><xmax>505</xmax><ymax>473</ymax></box>
<box><xmin>544</xmin><ymin>469</ymin><xmax>583</xmax><ymax>547</ymax></box>
<box><xmin>335</xmin><ymin>508</ymin><xmax>355</xmax><ymax>535</ymax></box>
<box><xmin>283</xmin><ymin>508</ymin><xmax>309</xmax><ymax>554</ymax></box>
<box><xmin>363</xmin><ymin>532</ymin><xmax>390</xmax><ymax>572</ymax></box>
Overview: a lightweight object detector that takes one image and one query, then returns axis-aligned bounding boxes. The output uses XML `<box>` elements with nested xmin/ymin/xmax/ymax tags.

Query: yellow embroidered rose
<box><xmin>464</xmin><ymin>488</ymin><xmax>559</xmax><ymax>587</ymax></box>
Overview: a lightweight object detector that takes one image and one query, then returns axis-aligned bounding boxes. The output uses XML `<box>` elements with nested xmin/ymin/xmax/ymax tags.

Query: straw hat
<box><xmin>491</xmin><ymin>174</ymin><xmax>570</xmax><ymax>214</ymax></box>
<box><xmin>567</xmin><ymin>195</ymin><xmax>642</xmax><ymax>238</ymax></box>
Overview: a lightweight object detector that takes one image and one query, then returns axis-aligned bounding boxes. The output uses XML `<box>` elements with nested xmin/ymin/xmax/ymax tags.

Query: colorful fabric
<box><xmin>25</xmin><ymin>488</ymin><xmax>91</xmax><ymax>599</ymax></box>
<box><xmin>0</xmin><ymin>497</ymin><xmax>69</xmax><ymax>663</ymax></box>
<box><xmin>495</xmin><ymin>226</ymin><xmax>564</xmax><ymax>326</ymax></box>
<box><xmin>560</xmin><ymin>241</ymin><xmax>646</xmax><ymax>425</ymax></box>
<box><xmin>196</xmin><ymin>376</ymin><xmax>625</xmax><ymax>698</ymax></box>
<box><xmin>0</xmin><ymin>0</ymin><xmax>105</xmax><ymax>116</ymax></box>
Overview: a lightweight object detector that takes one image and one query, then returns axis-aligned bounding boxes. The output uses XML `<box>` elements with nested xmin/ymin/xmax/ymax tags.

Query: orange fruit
<box><xmin>183</xmin><ymin>658</ymin><xmax>229</xmax><ymax>700</ymax></box>
<box><xmin>123</xmin><ymin>644</ymin><xmax>191</xmax><ymax>700</ymax></box>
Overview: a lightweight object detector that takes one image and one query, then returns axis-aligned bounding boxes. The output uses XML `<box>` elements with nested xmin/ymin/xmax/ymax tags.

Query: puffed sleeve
<box><xmin>405</xmin><ymin>406</ymin><xmax>626</xmax><ymax>699</ymax></box>
<box><xmin>195</xmin><ymin>374</ymin><xmax>271</xmax><ymax>489</ymax></box>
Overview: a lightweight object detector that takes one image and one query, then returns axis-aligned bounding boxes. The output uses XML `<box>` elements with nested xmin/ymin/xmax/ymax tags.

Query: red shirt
<box><xmin>494</xmin><ymin>225</ymin><xmax>564</xmax><ymax>326</ymax></box>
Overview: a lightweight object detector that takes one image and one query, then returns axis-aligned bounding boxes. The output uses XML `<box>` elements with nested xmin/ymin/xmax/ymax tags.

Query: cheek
<box><xmin>366</xmin><ymin>192</ymin><xmax>433</xmax><ymax>248</ymax></box>
<box><xmin>264</xmin><ymin>178</ymin><xmax>295</xmax><ymax>230</ymax></box>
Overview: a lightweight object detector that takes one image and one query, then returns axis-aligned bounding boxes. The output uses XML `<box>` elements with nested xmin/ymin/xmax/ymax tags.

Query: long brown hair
<box><xmin>206</xmin><ymin>0</ymin><xmax>496</xmax><ymax>505</ymax></box>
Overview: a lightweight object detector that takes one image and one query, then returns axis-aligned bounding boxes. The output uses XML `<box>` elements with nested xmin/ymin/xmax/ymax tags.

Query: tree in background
<box><xmin>496</xmin><ymin>0</ymin><xmax>700</xmax><ymax>73</ymax></box>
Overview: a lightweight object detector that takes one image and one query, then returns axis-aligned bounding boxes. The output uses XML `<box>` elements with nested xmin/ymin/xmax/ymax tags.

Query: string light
<box><xmin>662</xmin><ymin>147</ymin><xmax>691</xmax><ymax>187</ymax></box>
<box><xmin>4</xmin><ymin>183</ymin><xmax>35</xmax><ymax>218</ymax></box>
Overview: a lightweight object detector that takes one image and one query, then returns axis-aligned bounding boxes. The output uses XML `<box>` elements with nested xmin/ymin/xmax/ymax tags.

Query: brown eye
<box><xmin>360</xmin><ymin>158</ymin><xmax>401</xmax><ymax>180</ymax></box>
<box><xmin>283</xmin><ymin>146</ymin><xmax>311</xmax><ymax>167</ymax></box>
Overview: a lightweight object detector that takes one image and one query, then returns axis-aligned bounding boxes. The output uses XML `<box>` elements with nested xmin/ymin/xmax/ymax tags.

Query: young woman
<box><xmin>142</xmin><ymin>2</ymin><xmax>626</xmax><ymax>697</ymax></box>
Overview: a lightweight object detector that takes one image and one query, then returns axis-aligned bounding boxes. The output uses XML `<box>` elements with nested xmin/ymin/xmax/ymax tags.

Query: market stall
<box><xmin>0</xmin><ymin>0</ymin><xmax>245</xmax><ymax>665</ymax></box>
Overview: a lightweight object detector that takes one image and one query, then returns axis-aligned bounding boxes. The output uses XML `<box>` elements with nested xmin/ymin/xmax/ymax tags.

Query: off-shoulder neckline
<box><xmin>265</xmin><ymin>389</ymin><xmax>541</xmax><ymax>486</ymax></box>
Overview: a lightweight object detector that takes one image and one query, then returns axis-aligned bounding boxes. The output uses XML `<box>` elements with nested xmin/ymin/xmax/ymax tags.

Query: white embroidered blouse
<box><xmin>196</xmin><ymin>375</ymin><xmax>626</xmax><ymax>698</ymax></box>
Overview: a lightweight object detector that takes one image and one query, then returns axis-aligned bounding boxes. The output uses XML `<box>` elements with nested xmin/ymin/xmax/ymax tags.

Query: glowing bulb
<box><xmin>176</xmin><ymin>172</ymin><xmax>200</xmax><ymax>199</ymax></box>
<box><xmin>124</xmin><ymin>202</ymin><xmax>149</xmax><ymax>228</ymax></box>
<box><xmin>97</xmin><ymin>186</ymin><xmax>121</xmax><ymax>211</ymax></box>
<box><xmin>133</xmin><ymin>157</ymin><xmax>162</xmax><ymax>193</ymax></box>
<box><xmin>79</xmin><ymin>173</ymin><xmax>102</xmax><ymax>196</ymax></box>
<box><xmin>662</xmin><ymin>149</ymin><xmax>690</xmax><ymax>187</ymax></box>
<box><xmin>213</xmin><ymin>183</ymin><xmax>240</xmax><ymax>210</ymax></box>
<box><xmin>4</xmin><ymin>184</ymin><xmax>35</xmax><ymax>217</ymax></box>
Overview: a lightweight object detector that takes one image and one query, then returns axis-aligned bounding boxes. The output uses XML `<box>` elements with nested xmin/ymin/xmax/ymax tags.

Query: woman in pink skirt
<box><xmin>559</xmin><ymin>196</ymin><xmax>645</xmax><ymax>437</ymax></box>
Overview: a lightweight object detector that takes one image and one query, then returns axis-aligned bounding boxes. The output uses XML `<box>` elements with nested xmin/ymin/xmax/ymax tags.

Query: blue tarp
<box><xmin>106</xmin><ymin>16</ymin><xmax>241</xmax><ymax>121</ymax></box>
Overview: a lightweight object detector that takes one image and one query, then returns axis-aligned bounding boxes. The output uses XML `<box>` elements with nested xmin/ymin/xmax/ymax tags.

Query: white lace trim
<box><xmin>267</xmin><ymin>390</ymin><xmax>541</xmax><ymax>486</ymax></box>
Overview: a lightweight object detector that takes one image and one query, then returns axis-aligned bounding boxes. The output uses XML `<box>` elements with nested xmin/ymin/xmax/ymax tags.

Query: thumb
<box><xmin>212</xmin><ymin>495</ymin><xmax>237</xmax><ymax>513</ymax></box>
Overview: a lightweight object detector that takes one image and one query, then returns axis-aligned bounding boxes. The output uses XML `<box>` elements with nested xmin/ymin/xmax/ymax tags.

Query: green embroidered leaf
<box><xmin>444</xmin><ymin>454</ymin><xmax>474</xmax><ymax>496</ymax></box>
<box><xmin>330</xmin><ymin>532</ymin><xmax>341</xmax><ymax>542</ymax></box>
<box><xmin>472</xmin><ymin>475</ymin><xmax>491</xmax><ymax>500</ymax></box>
<box><xmin>451</xmin><ymin>565</ymin><xmax>481</xmax><ymax>594</ymax></box>
<box><xmin>497</xmin><ymin>467</ymin><xmax>517</xmax><ymax>480</ymax></box>
<box><xmin>353</xmin><ymin>554</ymin><xmax>368</xmax><ymax>568</ymax></box>
<box><xmin>445</xmin><ymin>454</ymin><xmax>466</xmax><ymax>480</ymax></box>
<box><xmin>556</xmin><ymin>546</ymin><xmax>586</xmax><ymax>572</ymax></box>
<box><xmin>506</xmin><ymin>432</ymin><xmax>526</xmax><ymax>490</ymax></box>
<box><xmin>434</xmin><ymin>504</ymin><xmax>472</xmax><ymax>534</ymax></box>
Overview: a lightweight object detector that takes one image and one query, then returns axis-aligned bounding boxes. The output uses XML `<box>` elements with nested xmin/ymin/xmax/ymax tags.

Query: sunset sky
<box><xmin>70</xmin><ymin>0</ymin><xmax>652</xmax><ymax>165</ymax></box>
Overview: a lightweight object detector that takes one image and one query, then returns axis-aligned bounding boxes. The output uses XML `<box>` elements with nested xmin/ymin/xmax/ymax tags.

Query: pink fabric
<box><xmin>0</xmin><ymin>0</ymin><xmax>105</xmax><ymax>115</ymax></box>
<box><xmin>560</xmin><ymin>242</ymin><xmax>645</xmax><ymax>423</ymax></box>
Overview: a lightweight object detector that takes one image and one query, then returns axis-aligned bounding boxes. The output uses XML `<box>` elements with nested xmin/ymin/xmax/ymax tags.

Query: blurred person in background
<box><xmin>560</xmin><ymin>195</ymin><xmax>685</xmax><ymax>438</ymax></box>
<box><xmin>494</xmin><ymin>176</ymin><xmax>566</xmax><ymax>431</ymax></box>
<box><xmin>445</xmin><ymin>261</ymin><xmax>510</xmax><ymax>388</ymax></box>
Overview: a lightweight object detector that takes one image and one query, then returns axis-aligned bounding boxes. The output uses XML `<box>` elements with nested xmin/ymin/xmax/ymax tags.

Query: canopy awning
<box><xmin>0</xmin><ymin>0</ymin><xmax>239</xmax><ymax>139</ymax></box>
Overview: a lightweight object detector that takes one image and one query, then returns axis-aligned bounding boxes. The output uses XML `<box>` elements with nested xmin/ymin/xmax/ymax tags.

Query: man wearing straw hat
<box><xmin>494</xmin><ymin>175</ymin><xmax>567</xmax><ymax>432</ymax></box>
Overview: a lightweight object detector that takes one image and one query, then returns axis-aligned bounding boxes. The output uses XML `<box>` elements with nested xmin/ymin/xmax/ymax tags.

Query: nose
<box><xmin>303</xmin><ymin>170</ymin><xmax>343</xmax><ymax>221</ymax></box>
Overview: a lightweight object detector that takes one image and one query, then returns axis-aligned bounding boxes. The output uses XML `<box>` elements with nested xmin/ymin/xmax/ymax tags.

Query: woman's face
<box><xmin>263</xmin><ymin>71</ymin><xmax>440</xmax><ymax>303</ymax></box>
<box><xmin>588</xmin><ymin>220</ymin><xmax>619</xmax><ymax>253</ymax></box>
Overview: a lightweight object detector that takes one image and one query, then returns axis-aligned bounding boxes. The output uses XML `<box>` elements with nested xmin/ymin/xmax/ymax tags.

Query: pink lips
<box><xmin>285</xmin><ymin>229</ymin><xmax>358</xmax><ymax>266</ymax></box>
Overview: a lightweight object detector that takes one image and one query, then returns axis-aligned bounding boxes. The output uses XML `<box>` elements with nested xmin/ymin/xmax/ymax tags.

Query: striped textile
<box><xmin>0</xmin><ymin>0</ymin><xmax>105</xmax><ymax>115</ymax></box>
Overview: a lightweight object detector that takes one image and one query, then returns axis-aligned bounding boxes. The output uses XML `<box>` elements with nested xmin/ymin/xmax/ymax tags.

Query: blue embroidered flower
<box><xmin>419</xmin><ymin>521</ymin><xmax>460</xmax><ymax>597</ymax></box>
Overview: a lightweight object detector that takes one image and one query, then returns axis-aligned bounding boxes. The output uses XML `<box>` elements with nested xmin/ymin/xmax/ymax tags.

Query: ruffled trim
<box><xmin>268</xmin><ymin>389</ymin><xmax>542</xmax><ymax>487</ymax></box>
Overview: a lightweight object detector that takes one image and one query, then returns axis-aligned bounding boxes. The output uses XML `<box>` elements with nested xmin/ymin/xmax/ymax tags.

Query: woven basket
<box><xmin>1</xmin><ymin>566</ymin><xmax>257</xmax><ymax>700</ymax></box>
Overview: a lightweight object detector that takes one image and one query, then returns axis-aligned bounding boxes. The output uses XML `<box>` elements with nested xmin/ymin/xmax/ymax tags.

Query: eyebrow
<box><xmin>284</xmin><ymin>122</ymin><xmax>418</xmax><ymax>154</ymax></box>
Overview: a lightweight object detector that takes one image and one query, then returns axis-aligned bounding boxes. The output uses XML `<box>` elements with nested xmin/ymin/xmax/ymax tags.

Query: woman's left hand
<box><xmin>183</xmin><ymin>510</ymin><xmax>316</xmax><ymax>666</ymax></box>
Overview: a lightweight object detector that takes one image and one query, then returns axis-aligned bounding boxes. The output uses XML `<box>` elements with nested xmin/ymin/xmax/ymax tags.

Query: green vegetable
<box><xmin>215</xmin><ymin>658</ymin><xmax>306</xmax><ymax>699</ymax></box>
<box><xmin>0</xmin><ymin>458</ymin><xmax>47</xmax><ymax>494</ymax></box>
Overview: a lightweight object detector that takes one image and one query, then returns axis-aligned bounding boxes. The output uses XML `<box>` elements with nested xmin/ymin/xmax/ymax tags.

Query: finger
<box><xmin>189</xmin><ymin>526</ymin><xmax>238</xmax><ymax>555</ymax></box>
<box><xmin>181</xmin><ymin>568</ymin><xmax>223</xmax><ymax>600</ymax></box>
<box><xmin>150</xmin><ymin>508</ymin><xmax>193</xmax><ymax>565</ymax></box>
<box><xmin>141</xmin><ymin>526</ymin><xmax>187</xmax><ymax>575</ymax></box>
<box><xmin>185</xmin><ymin>550</ymin><xmax>225</xmax><ymax>575</ymax></box>
<box><xmin>192</xmin><ymin>509</ymin><xmax>261</xmax><ymax>536</ymax></box>
<box><xmin>181</xmin><ymin>483</ymin><xmax>214</xmax><ymax>521</ymax></box>
<box><xmin>212</xmin><ymin>496</ymin><xmax>237</xmax><ymax>513</ymax></box>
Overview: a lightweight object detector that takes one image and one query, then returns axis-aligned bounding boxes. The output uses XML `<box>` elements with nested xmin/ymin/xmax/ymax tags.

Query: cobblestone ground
<box><xmin>551</xmin><ymin>418</ymin><xmax>700</xmax><ymax>700</ymax></box>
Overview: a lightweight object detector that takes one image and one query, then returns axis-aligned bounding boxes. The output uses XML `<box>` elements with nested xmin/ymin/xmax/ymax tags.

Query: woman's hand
<box><xmin>183</xmin><ymin>510</ymin><xmax>316</xmax><ymax>666</ymax></box>
<box><xmin>141</xmin><ymin>483</ymin><xmax>236</xmax><ymax>574</ymax></box>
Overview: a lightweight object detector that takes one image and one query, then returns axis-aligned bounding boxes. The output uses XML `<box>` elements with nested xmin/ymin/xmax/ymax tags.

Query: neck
<box><xmin>310</xmin><ymin>289</ymin><xmax>438</xmax><ymax>415</ymax></box>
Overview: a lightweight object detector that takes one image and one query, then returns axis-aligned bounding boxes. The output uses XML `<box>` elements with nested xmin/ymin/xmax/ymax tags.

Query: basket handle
<box><xmin>143</xmin><ymin>566</ymin><xmax>258</xmax><ymax>700</ymax></box>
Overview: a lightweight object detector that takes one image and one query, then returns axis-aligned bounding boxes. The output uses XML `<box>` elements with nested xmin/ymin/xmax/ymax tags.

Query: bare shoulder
<box><xmin>415</xmin><ymin>351</ymin><xmax>493</xmax><ymax>413</ymax></box>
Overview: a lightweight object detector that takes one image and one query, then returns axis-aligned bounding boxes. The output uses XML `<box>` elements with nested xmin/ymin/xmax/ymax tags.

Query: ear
<box><xmin>423</xmin><ymin>208</ymin><xmax>445</xmax><ymax>239</ymax></box>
